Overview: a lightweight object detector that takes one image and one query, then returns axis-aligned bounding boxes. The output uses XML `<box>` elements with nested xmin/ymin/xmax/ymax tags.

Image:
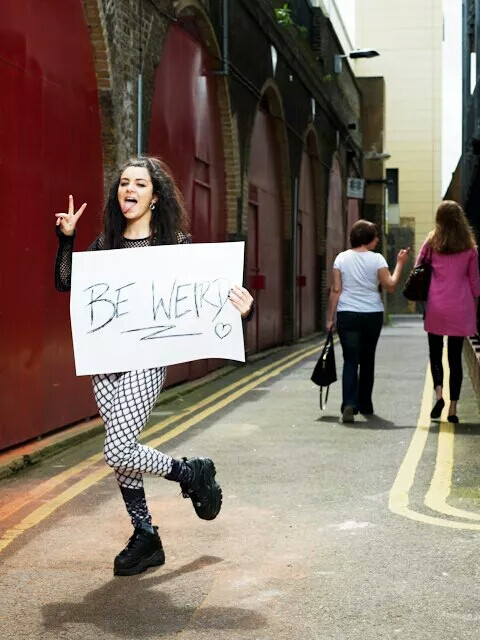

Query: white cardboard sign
<box><xmin>70</xmin><ymin>242</ymin><xmax>246</xmax><ymax>375</ymax></box>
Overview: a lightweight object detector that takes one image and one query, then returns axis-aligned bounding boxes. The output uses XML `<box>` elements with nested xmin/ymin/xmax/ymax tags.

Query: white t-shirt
<box><xmin>333</xmin><ymin>249</ymin><xmax>388</xmax><ymax>312</ymax></box>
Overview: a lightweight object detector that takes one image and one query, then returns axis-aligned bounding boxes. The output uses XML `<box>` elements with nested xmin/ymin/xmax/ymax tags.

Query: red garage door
<box><xmin>247</xmin><ymin>108</ymin><xmax>284</xmax><ymax>353</ymax></box>
<box><xmin>296</xmin><ymin>150</ymin><xmax>317</xmax><ymax>338</ymax></box>
<box><xmin>148</xmin><ymin>24</ymin><xmax>226</xmax><ymax>383</ymax></box>
<box><xmin>0</xmin><ymin>1</ymin><xmax>103</xmax><ymax>450</ymax></box>
<box><xmin>326</xmin><ymin>156</ymin><xmax>345</xmax><ymax>291</ymax></box>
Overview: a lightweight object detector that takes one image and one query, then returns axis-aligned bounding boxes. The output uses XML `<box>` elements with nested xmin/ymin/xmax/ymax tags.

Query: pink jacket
<box><xmin>415</xmin><ymin>241</ymin><xmax>480</xmax><ymax>336</ymax></box>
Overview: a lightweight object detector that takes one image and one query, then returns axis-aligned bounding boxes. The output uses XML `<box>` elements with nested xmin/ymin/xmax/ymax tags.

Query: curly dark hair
<box><xmin>103</xmin><ymin>156</ymin><xmax>190</xmax><ymax>249</ymax></box>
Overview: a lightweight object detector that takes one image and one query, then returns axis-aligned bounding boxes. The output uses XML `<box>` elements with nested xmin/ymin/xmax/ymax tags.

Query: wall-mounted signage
<box><xmin>347</xmin><ymin>177</ymin><xmax>365</xmax><ymax>199</ymax></box>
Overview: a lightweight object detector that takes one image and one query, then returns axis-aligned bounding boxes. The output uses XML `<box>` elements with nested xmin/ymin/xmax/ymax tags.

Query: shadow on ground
<box><xmin>316</xmin><ymin>415</ymin><xmax>413</xmax><ymax>430</ymax></box>
<box><xmin>42</xmin><ymin>555</ymin><xmax>267</xmax><ymax>637</ymax></box>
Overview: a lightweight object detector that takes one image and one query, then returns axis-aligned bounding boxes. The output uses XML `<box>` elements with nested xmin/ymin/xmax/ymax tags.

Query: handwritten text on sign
<box><xmin>70</xmin><ymin>242</ymin><xmax>245</xmax><ymax>375</ymax></box>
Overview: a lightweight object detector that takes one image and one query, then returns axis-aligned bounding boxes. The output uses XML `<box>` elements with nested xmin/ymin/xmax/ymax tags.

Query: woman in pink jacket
<box><xmin>416</xmin><ymin>201</ymin><xmax>480</xmax><ymax>423</ymax></box>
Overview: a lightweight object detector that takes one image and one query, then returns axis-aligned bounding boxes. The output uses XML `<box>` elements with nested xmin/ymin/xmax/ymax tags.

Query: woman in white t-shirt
<box><xmin>326</xmin><ymin>220</ymin><xmax>410</xmax><ymax>423</ymax></box>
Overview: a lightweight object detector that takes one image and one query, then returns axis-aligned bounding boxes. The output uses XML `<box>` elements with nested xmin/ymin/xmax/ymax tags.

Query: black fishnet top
<box><xmin>54</xmin><ymin>229</ymin><xmax>191</xmax><ymax>292</ymax></box>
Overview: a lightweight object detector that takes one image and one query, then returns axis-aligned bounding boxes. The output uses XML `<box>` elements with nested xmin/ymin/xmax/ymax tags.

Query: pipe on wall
<box><xmin>214</xmin><ymin>0</ymin><xmax>229</xmax><ymax>75</ymax></box>
<box><xmin>137</xmin><ymin>0</ymin><xmax>143</xmax><ymax>154</ymax></box>
<box><xmin>137</xmin><ymin>70</ymin><xmax>143</xmax><ymax>154</ymax></box>
<box><xmin>222</xmin><ymin>0</ymin><xmax>229</xmax><ymax>75</ymax></box>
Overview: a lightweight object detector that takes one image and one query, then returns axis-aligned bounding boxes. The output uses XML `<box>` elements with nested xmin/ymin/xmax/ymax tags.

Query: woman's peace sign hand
<box><xmin>55</xmin><ymin>195</ymin><xmax>87</xmax><ymax>236</ymax></box>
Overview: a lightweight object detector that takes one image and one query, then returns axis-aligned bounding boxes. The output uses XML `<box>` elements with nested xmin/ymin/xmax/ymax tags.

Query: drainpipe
<box><xmin>214</xmin><ymin>0</ymin><xmax>229</xmax><ymax>75</ymax></box>
<box><xmin>461</xmin><ymin>0</ymin><xmax>468</xmax><ymax>206</ymax></box>
<box><xmin>222</xmin><ymin>0</ymin><xmax>229</xmax><ymax>75</ymax></box>
<box><xmin>292</xmin><ymin>177</ymin><xmax>299</xmax><ymax>341</ymax></box>
<box><xmin>137</xmin><ymin>0</ymin><xmax>143</xmax><ymax>155</ymax></box>
<box><xmin>137</xmin><ymin>41</ymin><xmax>143</xmax><ymax>155</ymax></box>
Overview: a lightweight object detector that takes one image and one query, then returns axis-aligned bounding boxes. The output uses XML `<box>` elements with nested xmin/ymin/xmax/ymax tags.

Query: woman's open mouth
<box><xmin>121</xmin><ymin>197</ymin><xmax>137</xmax><ymax>214</ymax></box>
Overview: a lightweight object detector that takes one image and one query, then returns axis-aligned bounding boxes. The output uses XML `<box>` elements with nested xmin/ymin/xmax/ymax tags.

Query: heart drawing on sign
<box><xmin>215</xmin><ymin>323</ymin><xmax>232</xmax><ymax>339</ymax></box>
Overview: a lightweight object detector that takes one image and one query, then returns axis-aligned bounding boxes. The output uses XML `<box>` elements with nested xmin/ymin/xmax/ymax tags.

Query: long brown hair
<box><xmin>427</xmin><ymin>200</ymin><xmax>476</xmax><ymax>254</ymax></box>
<box><xmin>103</xmin><ymin>156</ymin><xmax>190</xmax><ymax>249</ymax></box>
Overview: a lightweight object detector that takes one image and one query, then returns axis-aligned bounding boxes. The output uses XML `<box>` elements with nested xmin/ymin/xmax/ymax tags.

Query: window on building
<box><xmin>386</xmin><ymin>168</ymin><xmax>399</xmax><ymax>204</ymax></box>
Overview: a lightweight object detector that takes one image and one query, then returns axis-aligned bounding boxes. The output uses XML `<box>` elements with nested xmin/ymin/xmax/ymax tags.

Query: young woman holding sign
<box><xmin>55</xmin><ymin>156</ymin><xmax>253</xmax><ymax>576</ymax></box>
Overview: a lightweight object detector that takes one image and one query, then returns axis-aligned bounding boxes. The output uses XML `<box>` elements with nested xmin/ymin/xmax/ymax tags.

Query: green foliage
<box><xmin>297</xmin><ymin>25</ymin><xmax>308</xmax><ymax>39</ymax></box>
<box><xmin>274</xmin><ymin>3</ymin><xmax>294</xmax><ymax>27</ymax></box>
<box><xmin>274</xmin><ymin>3</ymin><xmax>309</xmax><ymax>41</ymax></box>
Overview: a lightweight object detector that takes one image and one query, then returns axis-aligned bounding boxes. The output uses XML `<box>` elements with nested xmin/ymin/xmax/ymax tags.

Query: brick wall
<box><xmin>82</xmin><ymin>0</ymin><xmax>174</xmax><ymax>184</ymax></box>
<box><xmin>81</xmin><ymin>0</ymin><xmax>365</xmax><ymax>335</ymax></box>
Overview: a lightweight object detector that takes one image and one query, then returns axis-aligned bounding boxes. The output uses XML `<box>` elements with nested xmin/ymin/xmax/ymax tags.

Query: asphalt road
<box><xmin>1</xmin><ymin>316</ymin><xmax>479</xmax><ymax>640</ymax></box>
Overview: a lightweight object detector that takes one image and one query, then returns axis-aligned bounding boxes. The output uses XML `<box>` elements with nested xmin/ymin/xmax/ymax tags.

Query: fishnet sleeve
<box><xmin>54</xmin><ymin>230</ymin><xmax>76</xmax><ymax>292</ymax></box>
<box><xmin>54</xmin><ymin>231</ymin><xmax>104</xmax><ymax>292</ymax></box>
<box><xmin>176</xmin><ymin>230</ymin><xmax>192</xmax><ymax>244</ymax></box>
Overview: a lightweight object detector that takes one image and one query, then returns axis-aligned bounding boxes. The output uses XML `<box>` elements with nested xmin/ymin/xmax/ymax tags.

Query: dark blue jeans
<box><xmin>336</xmin><ymin>311</ymin><xmax>384</xmax><ymax>412</ymax></box>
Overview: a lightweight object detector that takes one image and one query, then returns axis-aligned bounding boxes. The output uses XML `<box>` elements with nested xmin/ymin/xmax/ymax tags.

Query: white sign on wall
<box><xmin>70</xmin><ymin>242</ymin><xmax>246</xmax><ymax>375</ymax></box>
<box><xmin>347</xmin><ymin>177</ymin><xmax>365</xmax><ymax>199</ymax></box>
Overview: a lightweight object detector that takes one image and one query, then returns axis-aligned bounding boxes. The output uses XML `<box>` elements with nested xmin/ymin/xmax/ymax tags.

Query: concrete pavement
<box><xmin>1</xmin><ymin>316</ymin><xmax>479</xmax><ymax>640</ymax></box>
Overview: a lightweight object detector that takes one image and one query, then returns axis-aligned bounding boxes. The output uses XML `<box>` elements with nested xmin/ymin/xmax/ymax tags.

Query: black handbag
<box><xmin>402</xmin><ymin>247</ymin><xmax>432</xmax><ymax>302</ymax></box>
<box><xmin>311</xmin><ymin>330</ymin><xmax>337</xmax><ymax>409</ymax></box>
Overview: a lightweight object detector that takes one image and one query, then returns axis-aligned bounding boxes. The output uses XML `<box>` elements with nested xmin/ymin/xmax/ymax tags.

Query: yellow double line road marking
<box><xmin>0</xmin><ymin>342</ymin><xmax>321</xmax><ymax>553</ymax></box>
<box><xmin>389</xmin><ymin>360</ymin><xmax>480</xmax><ymax>529</ymax></box>
<box><xmin>425</xmin><ymin>420</ymin><xmax>480</xmax><ymax>521</ymax></box>
<box><xmin>6</xmin><ymin>335</ymin><xmax>475</xmax><ymax>549</ymax></box>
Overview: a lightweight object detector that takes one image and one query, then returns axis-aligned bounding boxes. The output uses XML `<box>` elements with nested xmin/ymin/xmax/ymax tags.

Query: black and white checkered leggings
<box><xmin>93</xmin><ymin>368</ymin><xmax>173</xmax><ymax>489</ymax></box>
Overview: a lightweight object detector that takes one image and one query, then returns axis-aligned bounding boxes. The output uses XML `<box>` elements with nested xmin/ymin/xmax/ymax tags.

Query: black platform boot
<box><xmin>180</xmin><ymin>457</ymin><xmax>222</xmax><ymax>520</ymax></box>
<box><xmin>113</xmin><ymin>522</ymin><xmax>165</xmax><ymax>576</ymax></box>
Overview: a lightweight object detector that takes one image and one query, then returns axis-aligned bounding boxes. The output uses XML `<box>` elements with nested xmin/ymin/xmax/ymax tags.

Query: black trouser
<box><xmin>336</xmin><ymin>311</ymin><xmax>384</xmax><ymax>412</ymax></box>
<box><xmin>427</xmin><ymin>333</ymin><xmax>464</xmax><ymax>401</ymax></box>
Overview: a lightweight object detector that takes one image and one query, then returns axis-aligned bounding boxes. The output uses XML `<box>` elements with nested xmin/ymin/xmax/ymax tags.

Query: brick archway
<box><xmin>81</xmin><ymin>0</ymin><xmax>116</xmax><ymax>190</ymax></box>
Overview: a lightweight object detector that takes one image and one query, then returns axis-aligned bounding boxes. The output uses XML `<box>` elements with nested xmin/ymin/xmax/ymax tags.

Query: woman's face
<box><xmin>117</xmin><ymin>166</ymin><xmax>158</xmax><ymax>223</ymax></box>
<box><xmin>367</xmin><ymin>235</ymin><xmax>379</xmax><ymax>250</ymax></box>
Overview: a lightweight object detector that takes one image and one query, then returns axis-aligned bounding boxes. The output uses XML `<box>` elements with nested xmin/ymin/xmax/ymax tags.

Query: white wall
<box><xmin>442</xmin><ymin>0</ymin><xmax>462</xmax><ymax>195</ymax></box>
<box><xmin>354</xmin><ymin>0</ymin><xmax>443</xmax><ymax>255</ymax></box>
<box><xmin>313</xmin><ymin>0</ymin><xmax>460</xmax><ymax>198</ymax></box>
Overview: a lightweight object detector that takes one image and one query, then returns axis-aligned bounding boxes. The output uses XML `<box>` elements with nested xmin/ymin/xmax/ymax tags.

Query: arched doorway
<box><xmin>296</xmin><ymin>138</ymin><xmax>318</xmax><ymax>338</ymax></box>
<box><xmin>246</xmin><ymin>96</ymin><xmax>287</xmax><ymax>353</ymax></box>
<box><xmin>148</xmin><ymin>23</ymin><xmax>226</xmax><ymax>382</ymax></box>
<box><xmin>0</xmin><ymin>1</ymin><xmax>103</xmax><ymax>449</ymax></box>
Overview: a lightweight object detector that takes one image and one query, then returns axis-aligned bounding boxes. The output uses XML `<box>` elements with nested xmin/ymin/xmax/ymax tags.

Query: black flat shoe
<box><xmin>341</xmin><ymin>405</ymin><xmax>359</xmax><ymax>415</ymax></box>
<box><xmin>447</xmin><ymin>415</ymin><xmax>459</xmax><ymax>423</ymax></box>
<box><xmin>359</xmin><ymin>408</ymin><xmax>374</xmax><ymax>416</ymax></box>
<box><xmin>430</xmin><ymin>398</ymin><xmax>445</xmax><ymax>419</ymax></box>
<box><xmin>342</xmin><ymin>406</ymin><xmax>355</xmax><ymax>423</ymax></box>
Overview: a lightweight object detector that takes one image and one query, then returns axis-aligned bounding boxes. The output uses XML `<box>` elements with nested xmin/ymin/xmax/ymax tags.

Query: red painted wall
<box><xmin>247</xmin><ymin>108</ymin><xmax>284</xmax><ymax>352</ymax></box>
<box><xmin>347</xmin><ymin>197</ymin><xmax>360</xmax><ymax>232</ymax></box>
<box><xmin>297</xmin><ymin>150</ymin><xmax>317</xmax><ymax>337</ymax></box>
<box><xmin>148</xmin><ymin>25</ymin><xmax>226</xmax><ymax>383</ymax></box>
<box><xmin>326</xmin><ymin>156</ymin><xmax>345</xmax><ymax>290</ymax></box>
<box><xmin>0</xmin><ymin>1</ymin><xmax>103</xmax><ymax>449</ymax></box>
